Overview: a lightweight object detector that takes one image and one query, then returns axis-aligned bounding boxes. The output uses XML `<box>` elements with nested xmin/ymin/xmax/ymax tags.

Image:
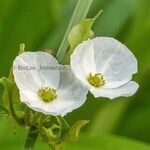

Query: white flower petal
<box><xmin>92</xmin><ymin>37</ymin><xmax>138</xmax><ymax>88</ymax></box>
<box><xmin>57</xmin><ymin>66</ymin><xmax>88</xmax><ymax>116</ymax></box>
<box><xmin>70</xmin><ymin>40</ymin><xmax>96</xmax><ymax>86</ymax></box>
<box><xmin>90</xmin><ymin>81</ymin><xmax>139</xmax><ymax>99</ymax></box>
<box><xmin>20</xmin><ymin>90</ymin><xmax>66</xmax><ymax>116</ymax></box>
<box><xmin>19</xmin><ymin>66</ymin><xmax>88</xmax><ymax>116</ymax></box>
<box><xmin>13</xmin><ymin>52</ymin><xmax>60</xmax><ymax>92</ymax></box>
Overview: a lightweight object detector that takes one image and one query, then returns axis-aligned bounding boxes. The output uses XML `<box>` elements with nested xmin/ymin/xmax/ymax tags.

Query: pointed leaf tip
<box><xmin>63</xmin><ymin>120</ymin><xmax>89</xmax><ymax>142</ymax></box>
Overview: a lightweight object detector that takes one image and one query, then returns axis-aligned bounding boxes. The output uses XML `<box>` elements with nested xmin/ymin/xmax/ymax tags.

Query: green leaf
<box><xmin>61</xmin><ymin>120</ymin><xmax>89</xmax><ymax>142</ymax></box>
<box><xmin>69</xmin><ymin>10</ymin><xmax>102</xmax><ymax>50</ymax></box>
<box><xmin>55</xmin><ymin>120</ymin><xmax>89</xmax><ymax>149</ymax></box>
<box><xmin>64</xmin><ymin>10</ymin><xmax>103</xmax><ymax>64</ymax></box>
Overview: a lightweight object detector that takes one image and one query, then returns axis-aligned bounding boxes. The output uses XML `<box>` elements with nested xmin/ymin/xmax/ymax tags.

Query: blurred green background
<box><xmin>0</xmin><ymin>0</ymin><xmax>150</xmax><ymax>149</ymax></box>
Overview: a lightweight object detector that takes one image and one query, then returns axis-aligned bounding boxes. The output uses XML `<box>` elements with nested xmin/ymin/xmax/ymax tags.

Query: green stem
<box><xmin>0</xmin><ymin>77</ymin><xmax>24</xmax><ymax>125</ymax></box>
<box><xmin>24</xmin><ymin>126</ymin><xmax>39</xmax><ymax>150</ymax></box>
<box><xmin>56</xmin><ymin>0</ymin><xmax>93</xmax><ymax>62</ymax></box>
<box><xmin>48</xmin><ymin>144</ymin><xmax>55</xmax><ymax>150</ymax></box>
<box><xmin>8</xmin><ymin>92</ymin><xmax>24</xmax><ymax>125</ymax></box>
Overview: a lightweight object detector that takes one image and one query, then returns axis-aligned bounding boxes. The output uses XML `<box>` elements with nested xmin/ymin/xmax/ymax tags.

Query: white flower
<box><xmin>71</xmin><ymin>37</ymin><xmax>139</xmax><ymax>99</ymax></box>
<box><xmin>13</xmin><ymin>52</ymin><xmax>88</xmax><ymax>116</ymax></box>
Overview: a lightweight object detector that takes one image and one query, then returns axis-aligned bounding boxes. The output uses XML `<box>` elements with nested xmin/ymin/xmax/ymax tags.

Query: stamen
<box><xmin>87</xmin><ymin>73</ymin><xmax>105</xmax><ymax>88</ymax></box>
<box><xmin>38</xmin><ymin>87</ymin><xmax>57</xmax><ymax>103</ymax></box>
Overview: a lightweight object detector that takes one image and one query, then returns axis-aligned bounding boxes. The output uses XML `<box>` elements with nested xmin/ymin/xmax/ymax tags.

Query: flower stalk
<box><xmin>24</xmin><ymin>126</ymin><xmax>39</xmax><ymax>150</ymax></box>
<box><xmin>0</xmin><ymin>77</ymin><xmax>24</xmax><ymax>125</ymax></box>
<box><xmin>8</xmin><ymin>90</ymin><xmax>24</xmax><ymax>125</ymax></box>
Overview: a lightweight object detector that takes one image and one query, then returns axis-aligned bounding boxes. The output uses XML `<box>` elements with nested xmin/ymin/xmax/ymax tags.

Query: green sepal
<box><xmin>40</xmin><ymin>116</ymin><xmax>61</xmax><ymax>145</ymax></box>
<box><xmin>57</xmin><ymin>120</ymin><xmax>89</xmax><ymax>149</ymax></box>
<box><xmin>63</xmin><ymin>120</ymin><xmax>89</xmax><ymax>142</ymax></box>
<box><xmin>39</xmin><ymin>116</ymin><xmax>69</xmax><ymax>149</ymax></box>
<box><xmin>41</xmin><ymin>125</ymin><xmax>60</xmax><ymax>145</ymax></box>
<box><xmin>24</xmin><ymin>109</ymin><xmax>47</xmax><ymax>127</ymax></box>
<box><xmin>64</xmin><ymin>10</ymin><xmax>103</xmax><ymax>64</ymax></box>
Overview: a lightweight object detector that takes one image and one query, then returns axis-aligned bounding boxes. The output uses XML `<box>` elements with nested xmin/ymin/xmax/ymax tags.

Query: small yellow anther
<box><xmin>38</xmin><ymin>87</ymin><xmax>57</xmax><ymax>103</ymax></box>
<box><xmin>87</xmin><ymin>73</ymin><xmax>105</xmax><ymax>88</ymax></box>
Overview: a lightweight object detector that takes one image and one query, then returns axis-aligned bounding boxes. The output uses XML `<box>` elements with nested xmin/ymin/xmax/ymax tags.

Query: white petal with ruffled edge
<box><xmin>93</xmin><ymin>37</ymin><xmax>137</xmax><ymax>88</ymax></box>
<box><xmin>13</xmin><ymin>52</ymin><xmax>60</xmax><ymax>92</ymax></box>
<box><xmin>90</xmin><ymin>81</ymin><xmax>139</xmax><ymax>99</ymax></box>
<box><xmin>57</xmin><ymin>66</ymin><xmax>88</xmax><ymax>116</ymax></box>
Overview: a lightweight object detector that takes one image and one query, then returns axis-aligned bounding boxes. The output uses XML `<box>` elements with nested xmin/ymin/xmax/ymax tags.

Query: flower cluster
<box><xmin>13</xmin><ymin>37</ymin><xmax>139</xmax><ymax>116</ymax></box>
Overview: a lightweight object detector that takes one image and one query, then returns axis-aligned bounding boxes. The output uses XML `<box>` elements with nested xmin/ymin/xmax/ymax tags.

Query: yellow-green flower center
<box><xmin>38</xmin><ymin>87</ymin><xmax>57</xmax><ymax>103</ymax></box>
<box><xmin>87</xmin><ymin>73</ymin><xmax>105</xmax><ymax>88</ymax></box>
